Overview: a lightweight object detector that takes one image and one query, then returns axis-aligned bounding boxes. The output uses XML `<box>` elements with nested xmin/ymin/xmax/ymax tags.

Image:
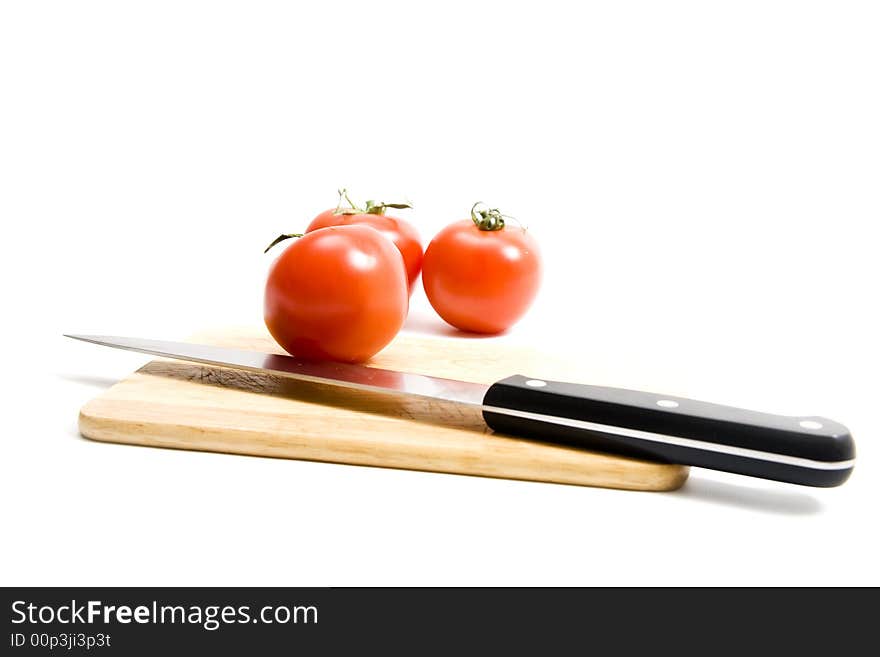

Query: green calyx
<box><xmin>264</xmin><ymin>233</ymin><xmax>303</xmax><ymax>254</ymax></box>
<box><xmin>333</xmin><ymin>188</ymin><xmax>412</xmax><ymax>216</ymax></box>
<box><xmin>263</xmin><ymin>189</ymin><xmax>413</xmax><ymax>254</ymax></box>
<box><xmin>470</xmin><ymin>202</ymin><xmax>509</xmax><ymax>231</ymax></box>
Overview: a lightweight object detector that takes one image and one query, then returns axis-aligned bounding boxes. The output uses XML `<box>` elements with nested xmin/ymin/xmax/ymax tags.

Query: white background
<box><xmin>1</xmin><ymin>1</ymin><xmax>878</xmax><ymax>585</ymax></box>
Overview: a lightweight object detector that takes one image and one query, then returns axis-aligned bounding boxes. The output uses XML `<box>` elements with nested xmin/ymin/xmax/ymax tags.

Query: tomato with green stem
<box><xmin>303</xmin><ymin>190</ymin><xmax>423</xmax><ymax>294</ymax></box>
<box><xmin>421</xmin><ymin>203</ymin><xmax>541</xmax><ymax>334</ymax></box>
<box><xmin>263</xmin><ymin>224</ymin><xmax>409</xmax><ymax>362</ymax></box>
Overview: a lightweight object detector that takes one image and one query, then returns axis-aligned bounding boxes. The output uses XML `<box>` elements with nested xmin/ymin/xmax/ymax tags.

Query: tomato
<box><xmin>305</xmin><ymin>192</ymin><xmax>423</xmax><ymax>294</ymax></box>
<box><xmin>422</xmin><ymin>203</ymin><xmax>541</xmax><ymax>334</ymax></box>
<box><xmin>264</xmin><ymin>225</ymin><xmax>409</xmax><ymax>362</ymax></box>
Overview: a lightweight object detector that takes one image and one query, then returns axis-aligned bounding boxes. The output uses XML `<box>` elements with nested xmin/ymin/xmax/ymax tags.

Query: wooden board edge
<box><xmin>78</xmin><ymin>405</ymin><xmax>690</xmax><ymax>492</ymax></box>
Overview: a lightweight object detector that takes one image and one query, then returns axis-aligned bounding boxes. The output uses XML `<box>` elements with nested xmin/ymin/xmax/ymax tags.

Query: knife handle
<box><xmin>481</xmin><ymin>375</ymin><xmax>855</xmax><ymax>487</ymax></box>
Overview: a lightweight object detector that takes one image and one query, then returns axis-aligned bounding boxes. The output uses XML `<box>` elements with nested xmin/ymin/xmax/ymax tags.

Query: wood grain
<box><xmin>78</xmin><ymin>327</ymin><xmax>689</xmax><ymax>491</ymax></box>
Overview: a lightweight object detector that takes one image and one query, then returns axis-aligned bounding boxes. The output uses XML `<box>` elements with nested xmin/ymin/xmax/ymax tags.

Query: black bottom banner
<box><xmin>1</xmin><ymin>587</ymin><xmax>873</xmax><ymax>654</ymax></box>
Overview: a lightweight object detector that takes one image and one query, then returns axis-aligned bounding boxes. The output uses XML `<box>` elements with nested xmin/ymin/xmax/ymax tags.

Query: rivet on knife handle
<box><xmin>481</xmin><ymin>375</ymin><xmax>855</xmax><ymax>487</ymax></box>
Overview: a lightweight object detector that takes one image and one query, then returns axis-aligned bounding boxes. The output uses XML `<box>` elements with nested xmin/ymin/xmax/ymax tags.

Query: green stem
<box><xmin>364</xmin><ymin>200</ymin><xmax>386</xmax><ymax>215</ymax></box>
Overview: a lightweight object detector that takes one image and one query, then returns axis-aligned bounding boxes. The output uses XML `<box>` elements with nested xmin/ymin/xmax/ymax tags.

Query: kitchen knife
<box><xmin>65</xmin><ymin>335</ymin><xmax>855</xmax><ymax>487</ymax></box>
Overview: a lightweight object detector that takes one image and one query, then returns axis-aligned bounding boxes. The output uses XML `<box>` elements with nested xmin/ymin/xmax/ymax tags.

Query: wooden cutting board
<box><xmin>78</xmin><ymin>327</ymin><xmax>689</xmax><ymax>491</ymax></box>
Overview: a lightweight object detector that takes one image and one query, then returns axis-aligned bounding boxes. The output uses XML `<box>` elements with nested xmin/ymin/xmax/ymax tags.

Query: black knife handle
<box><xmin>481</xmin><ymin>375</ymin><xmax>855</xmax><ymax>487</ymax></box>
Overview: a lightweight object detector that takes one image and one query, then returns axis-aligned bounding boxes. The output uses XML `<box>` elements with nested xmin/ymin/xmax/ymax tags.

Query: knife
<box><xmin>65</xmin><ymin>334</ymin><xmax>855</xmax><ymax>487</ymax></box>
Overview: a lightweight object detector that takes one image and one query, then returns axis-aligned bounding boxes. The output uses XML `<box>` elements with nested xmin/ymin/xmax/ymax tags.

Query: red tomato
<box><xmin>264</xmin><ymin>225</ymin><xmax>409</xmax><ymax>362</ymax></box>
<box><xmin>422</xmin><ymin>204</ymin><xmax>541</xmax><ymax>334</ymax></box>
<box><xmin>306</xmin><ymin>196</ymin><xmax>422</xmax><ymax>294</ymax></box>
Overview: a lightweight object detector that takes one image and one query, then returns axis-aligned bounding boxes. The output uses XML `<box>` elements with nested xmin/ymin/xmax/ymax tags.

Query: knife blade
<box><xmin>65</xmin><ymin>334</ymin><xmax>855</xmax><ymax>487</ymax></box>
